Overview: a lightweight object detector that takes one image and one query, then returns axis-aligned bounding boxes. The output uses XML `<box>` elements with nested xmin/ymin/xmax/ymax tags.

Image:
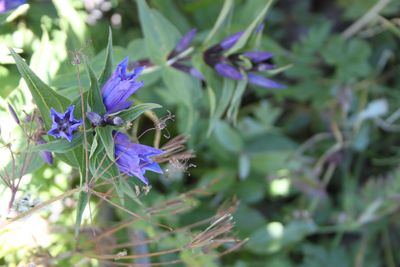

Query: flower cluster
<box><xmin>44</xmin><ymin>57</ymin><xmax>163</xmax><ymax>184</ymax></box>
<box><xmin>100</xmin><ymin>58</ymin><xmax>164</xmax><ymax>184</ymax></box>
<box><xmin>0</xmin><ymin>0</ymin><xmax>26</xmax><ymax>13</ymax></box>
<box><xmin>203</xmin><ymin>31</ymin><xmax>285</xmax><ymax>89</ymax></box>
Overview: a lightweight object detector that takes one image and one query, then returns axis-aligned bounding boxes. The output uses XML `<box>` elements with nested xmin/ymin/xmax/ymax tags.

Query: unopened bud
<box><xmin>86</xmin><ymin>111</ymin><xmax>104</xmax><ymax>126</ymax></box>
<box><xmin>8</xmin><ymin>103</ymin><xmax>20</xmax><ymax>125</ymax></box>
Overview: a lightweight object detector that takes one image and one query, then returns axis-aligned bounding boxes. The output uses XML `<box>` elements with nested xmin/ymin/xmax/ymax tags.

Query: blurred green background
<box><xmin>1</xmin><ymin>0</ymin><xmax>400</xmax><ymax>266</ymax></box>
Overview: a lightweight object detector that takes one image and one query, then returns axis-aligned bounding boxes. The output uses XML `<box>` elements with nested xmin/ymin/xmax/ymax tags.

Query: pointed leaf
<box><xmin>112</xmin><ymin>103</ymin><xmax>162</xmax><ymax>122</ymax></box>
<box><xmin>96</xmin><ymin>127</ymin><xmax>114</xmax><ymax>161</ymax></box>
<box><xmin>98</xmin><ymin>28</ymin><xmax>114</xmax><ymax>87</ymax></box>
<box><xmin>30</xmin><ymin>133</ymin><xmax>84</xmax><ymax>153</ymax></box>
<box><xmin>226</xmin><ymin>0</ymin><xmax>274</xmax><ymax>55</ymax></box>
<box><xmin>9</xmin><ymin>48</ymin><xmax>71</xmax><ymax>129</ymax></box>
<box><xmin>136</xmin><ymin>0</ymin><xmax>181</xmax><ymax>64</ymax></box>
<box><xmin>75</xmin><ymin>191</ymin><xmax>88</xmax><ymax>237</ymax></box>
<box><xmin>86</xmin><ymin>61</ymin><xmax>106</xmax><ymax>114</ymax></box>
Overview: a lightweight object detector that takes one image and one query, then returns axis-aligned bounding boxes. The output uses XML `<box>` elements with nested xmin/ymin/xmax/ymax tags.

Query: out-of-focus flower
<box><xmin>130</xmin><ymin>28</ymin><xmax>204</xmax><ymax>81</ymax></box>
<box><xmin>36</xmin><ymin>138</ymin><xmax>53</xmax><ymax>165</ymax></box>
<box><xmin>114</xmin><ymin>132</ymin><xmax>163</xmax><ymax>185</ymax></box>
<box><xmin>7</xmin><ymin>103</ymin><xmax>20</xmax><ymax>125</ymax></box>
<box><xmin>47</xmin><ymin>105</ymin><xmax>82</xmax><ymax>142</ymax></box>
<box><xmin>203</xmin><ymin>31</ymin><xmax>286</xmax><ymax>89</ymax></box>
<box><xmin>170</xmin><ymin>28</ymin><xmax>197</xmax><ymax>57</ymax></box>
<box><xmin>102</xmin><ymin>58</ymin><xmax>144</xmax><ymax>114</ymax></box>
<box><xmin>0</xmin><ymin>0</ymin><xmax>26</xmax><ymax>13</ymax></box>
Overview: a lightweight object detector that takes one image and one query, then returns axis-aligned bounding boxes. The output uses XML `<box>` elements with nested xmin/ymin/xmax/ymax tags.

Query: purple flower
<box><xmin>47</xmin><ymin>105</ymin><xmax>82</xmax><ymax>142</ymax></box>
<box><xmin>36</xmin><ymin>138</ymin><xmax>53</xmax><ymax>165</ymax></box>
<box><xmin>114</xmin><ymin>132</ymin><xmax>163</xmax><ymax>185</ymax></box>
<box><xmin>102</xmin><ymin>58</ymin><xmax>144</xmax><ymax>114</ymax></box>
<box><xmin>203</xmin><ymin>31</ymin><xmax>286</xmax><ymax>89</ymax></box>
<box><xmin>0</xmin><ymin>0</ymin><xmax>26</xmax><ymax>13</ymax></box>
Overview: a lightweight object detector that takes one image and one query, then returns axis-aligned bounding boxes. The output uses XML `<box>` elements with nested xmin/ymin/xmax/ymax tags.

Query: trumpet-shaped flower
<box><xmin>102</xmin><ymin>58</ymin><xmax>144</xmax><ymax>114</ymax></box>
<box><xmin>47</xmin><ymin>105</ymin><xmax>82</xmax><ymax>142</ymax></box>
<box><xmin>114</xmin><ymin>132</ymin><xmax>163</xmax><ymax>185</ymax></box>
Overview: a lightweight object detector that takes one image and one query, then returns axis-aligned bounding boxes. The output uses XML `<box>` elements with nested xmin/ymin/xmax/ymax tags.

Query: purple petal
<box><xmin>190</xmin><ymin>68</ymin><xmax>205</xmax><ymax>80</ymax></box>
<box><xmin>175</xmin><ymin>28</ymin><xmax>197</xmax><ymax>53</ymax></box>
<box><xmin>36</xmin><ymin>138</ymin><xmax>53</xmax><ymax>165</ymax></box>
<box><xmin>215</xmin><ymin>63</ymin><xmax>243</xmax><ymax>80</ymax></box>
<box><xmin>243</xmin><ymin>51</ymin><xmax>273</xmax><ymax>63</ymax></box>
<box><xmin>101</xmin><ymin>58</ymin><xmax>144</xmax><ymax>114</ymax></box>
<box><xmin>248</xmin><ymin>73</ymin><xmax>286</xmax><ymax>89</ymax></box>
<box><xmin>220</xmin><ymin>32</ymin><xmax>243</xmax><ymax>50</ymax></box>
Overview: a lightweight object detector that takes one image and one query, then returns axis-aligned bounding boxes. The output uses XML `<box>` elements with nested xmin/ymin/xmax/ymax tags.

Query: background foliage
<box><xmin>1</xmin><ymin>0</ymin><xmax>400</xmax><ymax>266</ymax></box>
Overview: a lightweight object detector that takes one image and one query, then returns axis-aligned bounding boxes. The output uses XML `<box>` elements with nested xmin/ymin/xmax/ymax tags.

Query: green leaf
<box><xmin>9</xmin><ymin>49</ymin><xmax>71</xmax><ymax>129</ymax></box>
<box><xmin>86</xmin><ymin>60</ymin><xmax>106</xmax><ymax>114</ymax></box>
<box><xmin>30</xmin><ymin>133</ymin><xmax>83</xmax><ymax>153</ymax></box>
<box><xmin>203</xmin><ymin>0</ymin><xmax>234</xmax><ymax>45</ymax></box>
<box><xmin>112</xmin><ymin>103</ymin><xmax>162</xmax><ymax>122</ymax></box>
<box><xmin>75</xmin><ymin>191</ymin><xmax>88</xmax><ymax>237</ymax></box>
<box><xmin>226</xmin><ymin>0</ymin><xmax>274</xmax><ymax>55</ymax></box>
<box><xmin>227</xmin><ymin>79</ymin><xmax>247</xmax><ymax>122</ymax></box>
<box><xmin>214</xmin><ymin>121</ymin><xmax>243</xmax><ymax>153</ymax></box>
<box><xmin>136</xmin><ymin>0</ymin><xmax>181</xmax><ymax>64</ymax></box>
<box><xmin>98</xmin><ymin>28</ymin><xmax>114</xmax><ymax>87</ymax></box>
<box><xmin>96</xmin><ymin>127</ymin><xmax>114</xmax><ymax>161</ymax></box>
<box><xmin>207</xmin><ymin>79</ymin><xmax>235</xmax><ymax>135</ymax></box>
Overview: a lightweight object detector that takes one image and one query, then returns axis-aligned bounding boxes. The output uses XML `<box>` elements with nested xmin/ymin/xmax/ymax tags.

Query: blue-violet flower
<box><xmin>102</xmin><ymin>57</ymin><xmax>144</xmax><ymax>114</ymax></box>
<box><xmin>114</xmin><ymin>132</ymin><xmax>163</xmax><ymax>185</ymax></box>
<box><xmin>36</xmin><ymin>138</ymin><xmax>53</xmax><ymax>165</ymax></box>
<box><xmin>0</xmin><ymin>0</ymin><xmax>25</xmax><ymax>13</ymax></box>
<box><xmin>204</xmin><ymin>31</ymin><xmax>286</xmax><ymax>89</ymax></box>
<box><xmin>48</xmin><ymin>105</ymin><xmax>82</xmax><ymax>142</ymax></box>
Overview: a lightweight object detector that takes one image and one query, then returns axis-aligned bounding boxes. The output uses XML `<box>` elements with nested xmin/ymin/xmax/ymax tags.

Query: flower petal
<box><xmin>215</xmin><ymin>63</ymin><xmax>243</xmax><ymax>80</ymax></box>
<box><xmin>248</xmin><ymin>73</ymin><xmax>286</xmax><ymax>89</ymax></box>
<box><xmin>243</xmin><ymin>51</ymin><xmax>273</xmax><ymax>63</ymax></box>
<box><xmin>175</xmin><ymin>28</ymin><xmax>197</xmax><ymax>53</ymax></box>
<box><xmin>220</xmin><ymin>32</ymin><xmax>243</xmax><ymax>50</ymax></box>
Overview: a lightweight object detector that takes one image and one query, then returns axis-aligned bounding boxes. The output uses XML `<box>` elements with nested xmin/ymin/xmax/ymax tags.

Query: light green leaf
<box><xmin>226</xmin><ymin>0</ymin><xmax>274</xmax><ymax>55</ymax></box>
<box><xmin>98</xmin><ymin>28</ymin><xmax>114</xmax><ymax>87</ymax></box>
<box><xmin>30</xmin><ymin>133</ymin><xmax>83</xmax><ymax>153</ymax></box>
<box><xmin>86</xmin><ymin>60</ymin><xmax>106</xmax><ymax>114</ymax></box>
<box><xmin>112</xmin><ymin>103</ymin><xmax>162</xmax><ymax>122</ymax></box>
<box><xmin>203</xmin><ymin>0</ymin><xmax>234</xmax><ymax>45</ymax></box>
<box><xmin>9</xmin><ymin>48</ymin><xmax>71</xmax><ymax>129</ymax></box>
<box><xmin>75</xmin><ymin>191</ymin><xmax>88</xmax><ymax>237</ymax></box>
<box><xmin>214</xmin><ymin>121</ymin><xmax>243</xmax><ymax>153</ymax></box>
<box><xmin>96</xmin><ymin>127</ymin><xmax>114</xmax><ymax>161</ymax></box>
<box><xmin>136</xmin><ymin>0</ymin><xmax>181</xmax><ymax>64</ymax></box>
